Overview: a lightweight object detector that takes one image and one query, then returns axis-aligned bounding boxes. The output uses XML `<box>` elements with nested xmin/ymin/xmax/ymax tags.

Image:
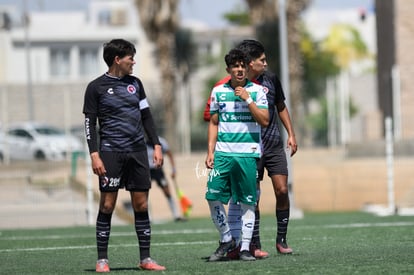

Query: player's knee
<box><xmin>100</xmin><ymin>202</ymin><xmax>116</xmax><ymax>213</ymax></box>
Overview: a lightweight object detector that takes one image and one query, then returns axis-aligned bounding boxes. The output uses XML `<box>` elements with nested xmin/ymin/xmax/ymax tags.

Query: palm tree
<box><xmin>135</xmin><ymin>0</ymin><xmax>179</xmax><ymax>149</ymax></box>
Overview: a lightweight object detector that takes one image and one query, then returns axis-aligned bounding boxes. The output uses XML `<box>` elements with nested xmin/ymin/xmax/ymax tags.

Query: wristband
<box><xmin>245</xmin><ymin>97</ymin><xmax>253</xmax><ymax>105</ymax></box>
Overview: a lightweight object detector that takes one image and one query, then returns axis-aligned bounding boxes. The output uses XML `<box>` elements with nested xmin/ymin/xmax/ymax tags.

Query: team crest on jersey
<box><xmin>127</xmin><ymin>84</ymin><xmax>136</xmax><ymax>94</ymax></box>
<box><xmin>107</xmin><ymin>88</ymin><xmax>114</xmax><ymax>94</ymax></box>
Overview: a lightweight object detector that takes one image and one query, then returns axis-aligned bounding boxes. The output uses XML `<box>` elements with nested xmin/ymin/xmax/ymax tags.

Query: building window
<box><xmin>80</xmin><ymin>48</ymin><xmax>99</xmax><ymax>76</ymax></box>
<box><xmin>50</xmin><ymin>48</ymin><xmax>70</xmax><ymax>77</ymax></box>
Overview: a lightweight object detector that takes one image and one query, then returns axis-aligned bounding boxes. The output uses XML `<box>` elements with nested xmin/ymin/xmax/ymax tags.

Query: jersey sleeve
<box><xmin>203</xmin><ymin>76</ymin><xmax>230</xmax><ymax>122</ymax></box>
<box><xmin>136</xmin><ymin>78</ymin><xmax>160</xmax><ymax>146</ymax></box>
<box><xmin>209</xmin><ymin>88</ymin><xmax>219</xmax><ymax>115</ymax></box>
<box><xmin>83</xmin><ymin>81</ymin><xmax>99</xmax><ymax>115</ymax></box>
<box><xmin>82</xmin><ymin>81</ymin><xmax>99</xmax><ymax>153</ymax></box>
<box><xmin>203</xmin><ymin>96</ymin><xmax>211</xmax><ymax>122</ymax></box>
<box><xmin>255</xmin><ymin>85</ymin><xmax>269</xmax><ymax>109</ymax></box>
<box><xmin>270</xmin><ymin>72</ymin><xmax>286</xmax><ymax>104</ymax></box>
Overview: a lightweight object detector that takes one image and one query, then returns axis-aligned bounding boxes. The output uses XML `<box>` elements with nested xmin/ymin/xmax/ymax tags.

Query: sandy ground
<box><xmin>1</xmin><ymin>149</ymin><xmax>413</xmax><ymax>229</ymax></box>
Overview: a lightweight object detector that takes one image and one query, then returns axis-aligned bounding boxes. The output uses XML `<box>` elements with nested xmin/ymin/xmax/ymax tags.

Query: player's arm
<box><xmin>235</xmin><ymin>86</ymin><xmax>269</xmax><ymax>127</ymax></box>
<box><xmin>141</xmin><ymin>107</ymin><xmax>163</xmax><ymax>168</ymax></box>
<box><xmin>276</xmin><ymin>101</ymin><xmax>298</xmax><ymax>156</ymax></box>
<box><xmin>84</xmin><ymin>113</ymin><xmax>106</xmax><ymax>176</ymax></box>
<box><xmin>205</xmin><ymin>113</ymin><xmax>218</xmax><ymax>169</ymax></box>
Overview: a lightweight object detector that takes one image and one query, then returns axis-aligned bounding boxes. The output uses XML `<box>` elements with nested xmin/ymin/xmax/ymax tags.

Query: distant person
<box><xmin>146</xmin><ymin>136</ymin><xmax>185</xmax><ymax>221</ymax></box>
<box><xmin>205</xmin><ymin>48</ymin><xmax>269</xmax><ymax>262</ymax></box>
<box><xmin>82</xmin><ymin>38</ymin><xmax>166</xmax><ymax>272</ymax></box>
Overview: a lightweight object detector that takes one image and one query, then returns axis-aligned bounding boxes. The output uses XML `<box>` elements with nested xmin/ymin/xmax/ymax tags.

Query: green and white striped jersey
<box><xmin>209</xmin><ymin>79</ymin><xmax>268</xmax><ymax>158</ymax></box>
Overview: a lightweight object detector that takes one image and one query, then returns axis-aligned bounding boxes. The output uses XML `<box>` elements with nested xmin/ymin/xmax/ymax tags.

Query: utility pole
<box><xmin>278</xmin><ymin>0</ymin><xmax>302</xmax><ymax>218</ymax></box>
<box><xmin>23</xmin><ymin>0</ymin><xmax>34</xmax><ymax>121</ymax></box>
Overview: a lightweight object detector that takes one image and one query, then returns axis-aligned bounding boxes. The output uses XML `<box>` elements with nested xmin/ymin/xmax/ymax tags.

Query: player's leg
<box><xmin>128</xmin><ymin>151</ymin><xmax>166</xmax><ymax>270</ymax></box>
<box><xmin>270</xmin><ymin>173</ymin><xmax>292</xmax><ymax>254</ymax></box>
<box><xmin>233</xmin><ymin>156</ymin><xmax>257</xmax><ymax>261</ymax></box>
<box><xmin>251</xmin><ymin>183</ymin><xmax>269</xmax><ymax>258</ymax></box>
<box><xmin>251</xmin><ymin>156</ymin><xmax>269</xmax><ymax>259</ymax></box>
<box><xmin>207</xmin><ymin>200</ymin><xmax>235</xmax><ymax>261</ymax></box>
<box><xmin>228</xmin><ymin>198</ymin><xmax>241</xmax><ymax>241</ymax></box>
<box><xmin>239</xmin><ymin>203</ymin><xmax>256</xmax><ymax>261</ymax></box>
<box><xmin>205</xmin><ymin>155</ymin><xmax>235</xmax><ymax>261</ymax></box>
<box><xmin>95</xmin><ymin>151</ymin><xmax>121</xmax><ymax>272</ymax></box>
<box><xmin>96</xmin><ymin>191</ymin><xmax>118</xmax><ymax>272</ymax></box>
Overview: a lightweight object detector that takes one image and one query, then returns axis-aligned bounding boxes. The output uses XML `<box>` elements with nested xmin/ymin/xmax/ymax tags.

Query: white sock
<box><xmin>208</xmin><ymin>200</ymin><xmax>232</xmax><ymax>242</ymax></box>
<box><xmin>240</xmin><ymin>203</ymin><xmax>255</xmax><ymax>252</ymax></box>
<box><xmin>228</xmin><ymin>198</ymin><xmax>241</xmax><ymax>243</ymax></box>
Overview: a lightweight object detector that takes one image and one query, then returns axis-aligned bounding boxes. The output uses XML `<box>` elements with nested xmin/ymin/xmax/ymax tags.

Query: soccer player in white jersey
<box><xmin>205</xmin><ymin>48</ymin><xmax>269</xmax><ymax>262</ymax></box>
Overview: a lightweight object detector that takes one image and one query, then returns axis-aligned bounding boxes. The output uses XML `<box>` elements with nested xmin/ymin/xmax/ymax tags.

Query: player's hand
<box><xmin>205</xmin><ymin>154</ymin><xmax>214</xmax><ymax>169</ymax></box>
<box><xmin>90</xmin><ymin>152</ymin><xmax>106</xmax><ymax>176</ymax></box>
<box><xmin>234</xmin><ymin>86</ymin><xmax>249</xmax><ymax>101</ymax></box>
<box><xmin>287</xmin><ymin>136</ymin><xmax>298</xmax><ymax>157</ymax></box>
<box><xmin>153</xmin><ymin>145</ymin><xmax>164</xmax><ymax>168</ymax></box>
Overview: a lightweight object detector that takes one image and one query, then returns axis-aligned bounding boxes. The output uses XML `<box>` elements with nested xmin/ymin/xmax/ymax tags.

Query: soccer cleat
<box><xmin>254</xmin><ymin>248</ymin><xmax>269</xmax><ymax>259</ymax></box>
<box><xmin>138</xmin><ymin>258</ymin><xmax>166</xmax><ymax>271</ymax></box>
<box><xmin>208</xmin><ymin>238</ymin><xmax>236</xmax><ymax>262</ymax></box>
<box><xmin>239</xmin><ymin>250</ymin><xmax>256</xmax><ymax>261</ymax></box>
<box><xmin>96</xmin><ymin>259</ymin><xmax>110</xmax><ymax>273</ymax></box>
<box><xmin>276</xmin><ymin>238</ymin><xmax>293</xmax><ymax>254</ymax></box>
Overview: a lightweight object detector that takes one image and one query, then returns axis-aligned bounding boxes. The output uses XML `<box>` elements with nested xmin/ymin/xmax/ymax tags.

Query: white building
<box><xmin>0</xmin><ymin>0</ymin><xmax>161</xmax><ymax>129</ymax></box>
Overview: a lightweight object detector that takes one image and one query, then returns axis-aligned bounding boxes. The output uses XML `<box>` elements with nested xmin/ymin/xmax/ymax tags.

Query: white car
<box><xmin>0</xmin><ymin>132</ymin><xmax>5</xmax><ymax>163</ymax></box>
<box><xmin>4</xmin><ymin>122</ymin><xmax>83</xmax><ymax>161</ymax></box>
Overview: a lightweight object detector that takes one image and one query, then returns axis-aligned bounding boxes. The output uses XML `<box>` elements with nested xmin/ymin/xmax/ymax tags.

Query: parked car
<box><xmin>0</xmin><ymin>132</ymin><xmax>5</xmax><ymax>163</ymax></box>
<box><xmin>4</xmin><ymin>122</ymin><xmax>83</xmax><ymax>161</ymax></box>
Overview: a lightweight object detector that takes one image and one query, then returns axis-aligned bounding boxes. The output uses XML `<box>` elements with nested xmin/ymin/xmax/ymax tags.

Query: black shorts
<box><xmin>150</xmin><ymin>168</ymin><xmax>168</xmax><ymax>188</ymax></box>
<box><xmin>99</xmin><ymin>151</ymin><xmax>151</xmax><ymax>192</ymax></box>
<box><xmin>257</xmin><ymin>144</ymin><xmax>288</xmax><ymax>181</ymax></box>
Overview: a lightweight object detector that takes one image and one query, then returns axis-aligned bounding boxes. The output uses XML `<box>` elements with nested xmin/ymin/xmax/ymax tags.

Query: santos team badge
<box><xmin>127</xmin><ymin>84</ymin><xmax>136</xmax><ymax>94</ymax></box>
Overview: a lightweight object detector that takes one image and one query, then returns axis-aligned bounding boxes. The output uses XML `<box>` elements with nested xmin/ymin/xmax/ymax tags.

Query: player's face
<box><xmin>227</xmin><ymin>61</ymin><xmax>247</xmax><ymax>85</ymax></box>
<box><xmin>250</xmin><ymin>53</ymin><xmax>267</xmax><ymax>76</ymax></box>
<box><xmin>118</xmin><ymin>54</ymin><xmax>136</xmax><ymax>75</ymax></box>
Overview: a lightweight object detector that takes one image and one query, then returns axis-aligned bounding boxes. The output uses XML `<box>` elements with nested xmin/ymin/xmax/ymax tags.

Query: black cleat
<box><xmin>239</xmin><ymin>250</ymin><xmax>256</xmax><ymax>261</ymax></box>
<box><xmin>208</xmin><ymin>238</ymin><xmax>236</xmax><ymax>262</ymax></box>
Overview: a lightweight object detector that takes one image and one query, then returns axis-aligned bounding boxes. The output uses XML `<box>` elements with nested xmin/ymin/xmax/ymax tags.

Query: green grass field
<box><xmin>1</xmin><ymin>212</ymin><xmax>413</xmax><ymax>274</ymax></box>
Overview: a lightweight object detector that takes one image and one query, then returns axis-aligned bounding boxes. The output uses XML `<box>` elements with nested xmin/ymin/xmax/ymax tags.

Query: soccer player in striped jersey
<box><xmin>204</xmin><ymin>40</ymin><xmax>298</xmax><ymax>258</ymax></box>
<box><xmin>205</xmin><ymin>48</ymin><xmax>269</xmax><ymax>262</ymax></box>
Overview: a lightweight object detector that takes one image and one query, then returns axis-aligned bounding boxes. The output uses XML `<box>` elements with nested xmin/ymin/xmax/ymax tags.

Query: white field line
<box><xmin>1</xmin><ymin>221</ymin><xmax>414</xmax><ymax>253</ymax></box>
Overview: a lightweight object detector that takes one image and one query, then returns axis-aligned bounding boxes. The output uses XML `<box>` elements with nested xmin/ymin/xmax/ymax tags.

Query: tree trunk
<box><xmin>156</xmin><ymin>33</ymin><xmax>177</xmax><ymax>149</ymax></box>
<box><xmin>135</xmin><ymin>0</ymin><xmax>179</xmax><ymax>150</ymax></box>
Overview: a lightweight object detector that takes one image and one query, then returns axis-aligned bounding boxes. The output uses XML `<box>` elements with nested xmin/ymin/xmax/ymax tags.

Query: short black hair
<box><xmin>103</xmin><ymin>39</ymin><xmax>136</xmax><ymax>67</ymax></box>
<box><xmin>224</xmin><ymin>48</ymin><xmax>248</xmax><ymax>68</ymax></box>
<box><xmin>236</xmin><ymin>39</ymin><xmax>265</xmax><ymax>62</ymax></box>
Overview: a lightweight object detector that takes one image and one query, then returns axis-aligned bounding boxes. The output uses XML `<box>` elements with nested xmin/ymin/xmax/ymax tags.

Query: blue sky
<box><xmin>0</xmin><ymin>0</ymin><xmax>373</xmax><ymax>29</ymax></box>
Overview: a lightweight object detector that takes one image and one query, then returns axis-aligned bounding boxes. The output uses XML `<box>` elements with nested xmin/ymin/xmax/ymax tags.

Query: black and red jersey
<box><xmin>83</xmin><ymin>73</ymin><xmax>150</xmax><ymax>152</ymax></box>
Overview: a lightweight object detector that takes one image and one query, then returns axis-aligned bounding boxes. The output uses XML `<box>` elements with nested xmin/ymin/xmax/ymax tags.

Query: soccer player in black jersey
<box><xmin>237</xmin><ymin>40</ymin><xmax>298</xmax><ymax>255</ymax></box>
<box><xmin>83</xmin><ymin>39</ymin><xmax>166</xmax><ymax>272</ymax></box>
